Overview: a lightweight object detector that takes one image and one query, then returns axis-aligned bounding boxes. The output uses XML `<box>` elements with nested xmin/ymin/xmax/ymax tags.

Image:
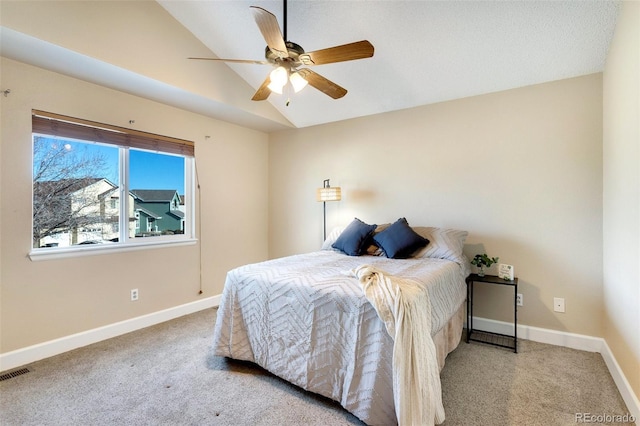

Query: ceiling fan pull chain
<box><xmin>285</xmin><ymin>78</ymin><xmax>292</xmax><ymax>106</ymax></box>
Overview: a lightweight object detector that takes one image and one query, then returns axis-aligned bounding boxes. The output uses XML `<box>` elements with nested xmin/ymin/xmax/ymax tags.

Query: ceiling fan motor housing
<box><xmin>265</xmin><ymin>41</ymin><xmax>306</xmax><ymax>66</ymax></box>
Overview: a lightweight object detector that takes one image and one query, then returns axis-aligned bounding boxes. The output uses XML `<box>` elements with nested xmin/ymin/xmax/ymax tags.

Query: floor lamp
<box><xmin>316</xmin><ymin>179</ymin><xmax>342</xmax><ymax>241</ymax></box>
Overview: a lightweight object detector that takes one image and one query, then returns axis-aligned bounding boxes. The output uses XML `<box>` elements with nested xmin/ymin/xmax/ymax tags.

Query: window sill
<box><xmin>29</xmin><ymin>238</ymin><xmax>197</xmax><ymax>261</ymax></box>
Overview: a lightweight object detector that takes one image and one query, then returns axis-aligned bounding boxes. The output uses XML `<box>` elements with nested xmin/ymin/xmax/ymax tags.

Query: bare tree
<box><xmin>32</xmin><ymin>137</ymin><xmax>113</xmax><ymax>247</ymax></box>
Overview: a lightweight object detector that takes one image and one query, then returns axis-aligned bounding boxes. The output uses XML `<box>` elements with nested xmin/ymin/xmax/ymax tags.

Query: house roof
<box><xmin>168</xmin><ymin>210</ymin><xmax>184</xmax><ymax>219</ymax></box>
<box><xmin>131</xmin><ymin>189</ymin><xmax>178</xmax><ymax>203</ymax></box>
<box><xmin>34</xmin><ymin>178</ymin><xmax>112</xmax><ymax>196</ymax></box>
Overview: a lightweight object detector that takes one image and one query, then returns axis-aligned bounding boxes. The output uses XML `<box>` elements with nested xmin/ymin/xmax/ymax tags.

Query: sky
<box><xmin>35</xmin><ymin>138</ymin><xmax>186</xmax><ymax>195</ymax></box>
<box><xmin>130</xmin><ymin>150</ymin><xmax>185</xmax><ymax>194</ymax></box>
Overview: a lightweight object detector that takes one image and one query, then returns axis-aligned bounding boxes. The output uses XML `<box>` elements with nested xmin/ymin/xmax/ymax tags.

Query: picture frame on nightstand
<box><xmin>498</xmin><ymin>263</ymin><xmax>514</xmax><ymax>280</ymax></box>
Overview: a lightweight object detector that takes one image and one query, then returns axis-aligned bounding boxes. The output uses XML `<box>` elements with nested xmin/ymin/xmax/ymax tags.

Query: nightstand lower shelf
<box><xmin>467</xmin><ymin>329</ymin><xmax>516</xmax><ymax>351</ymax></box>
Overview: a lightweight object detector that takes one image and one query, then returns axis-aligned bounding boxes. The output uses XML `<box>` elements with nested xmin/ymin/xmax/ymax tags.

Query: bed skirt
<box><xmin>434</xmin><ymin>301</ymin><xmax>465</xmax><ymax>371</ymax></box>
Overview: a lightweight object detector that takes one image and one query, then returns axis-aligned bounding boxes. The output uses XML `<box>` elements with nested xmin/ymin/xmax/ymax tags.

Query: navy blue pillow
<box><xmin>332</xmin><ymin>218</ymin><xmax>378</xmax><ymax>256</ymax></box>
<box><xmin>373</xmin><ymin>218</ymin><xmax>429</xmax><ymax>259</ymax></box>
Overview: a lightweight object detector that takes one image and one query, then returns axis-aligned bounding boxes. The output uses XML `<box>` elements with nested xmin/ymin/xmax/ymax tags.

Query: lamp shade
<box><xmin>316</xmin><ymin>186</ymin><xmax>342</xmax><ymax>202</ymax></box>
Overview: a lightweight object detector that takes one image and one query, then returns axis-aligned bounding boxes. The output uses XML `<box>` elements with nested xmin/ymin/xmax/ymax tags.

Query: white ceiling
<box><xmin>158</xmin><ymin>0</ymin><xmax>620</xmax><ymax>129</ymax></box>
<box><xmin>0</xmin><ymin>1</ymin><xmax>621</xmax><ymax>132</ymax></box>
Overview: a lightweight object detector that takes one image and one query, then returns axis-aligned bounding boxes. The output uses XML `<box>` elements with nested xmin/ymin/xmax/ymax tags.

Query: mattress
<box><xmin>212</xmin><ymin>250</ymin><xmax>467</xmax><ymax>425</ymax></box>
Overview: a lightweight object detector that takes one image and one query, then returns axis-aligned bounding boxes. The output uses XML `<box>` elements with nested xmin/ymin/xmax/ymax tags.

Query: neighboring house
<box><xmin>34</xmin><ymin>178</ymin><xmax>136</xmax><ymax>247</ymax></box>
<box><xmin>131</xmin><ymin>189</ymin><xmax>185</xmax><ymax>236</ymax></box>
<box><xmin>178</xmin><ymin>195</ymin><xmax>186</xmax><ymax>216</ymax></box>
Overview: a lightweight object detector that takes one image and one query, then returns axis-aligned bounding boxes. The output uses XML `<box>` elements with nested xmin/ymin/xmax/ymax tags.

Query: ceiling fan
<box><xmin>189</xmin><ymin>1</ymin><xmax>374</xmax><ymax>102</ymax></box>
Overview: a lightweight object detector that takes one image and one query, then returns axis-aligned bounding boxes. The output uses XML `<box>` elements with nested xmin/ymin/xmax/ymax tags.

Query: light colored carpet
<box><xmin>0</xmin><ymin>308</ymin><xmax>632</xmax><ymax>425</ymax></box>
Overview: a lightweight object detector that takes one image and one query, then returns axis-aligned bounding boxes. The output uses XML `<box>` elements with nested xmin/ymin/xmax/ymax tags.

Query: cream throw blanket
<box><xmin>350</xmin><ymin>264</ymin><xmax>446</xmax><ymax>426</ymax></box>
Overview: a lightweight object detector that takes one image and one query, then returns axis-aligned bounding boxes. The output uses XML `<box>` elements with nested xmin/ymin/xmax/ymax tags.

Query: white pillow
<box><xmin>412</xmin><ymin>227</ymin><xmax>468</xmax><ymax>264</ymax></box>
<box><xmin>321</xmin><ymin>226</ymin><xmax>345</xmax><ymax>250</ymax></box>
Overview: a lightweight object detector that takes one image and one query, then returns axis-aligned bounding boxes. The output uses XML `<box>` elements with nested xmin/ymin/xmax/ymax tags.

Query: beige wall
<box><xmin>603</xmin><ymin>1</ymin><xmax>640</xmax><ymax>401</ymax></box>
<box><xmin>269</xmin><ymin>74</ymin><xmax>604</xmax><ymax>337</ymax></box>
<box><xmin>0</xmin><ymin>58</ymin><xmax>269</xmax><ymax>353</ymax></box>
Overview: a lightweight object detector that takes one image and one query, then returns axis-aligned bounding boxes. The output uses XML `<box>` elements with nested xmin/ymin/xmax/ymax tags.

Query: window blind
<box><xmin>31</xmin><ymin>110</ymin><xmax>194</xmax><ymax>157</ymax></box>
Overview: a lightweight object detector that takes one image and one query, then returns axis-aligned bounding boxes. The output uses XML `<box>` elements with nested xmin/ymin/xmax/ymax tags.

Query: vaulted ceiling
<box><xmin>158</xmin><ymin>0</ymin><xmax>620</xmax><ymax>128</ymax></box>
<box><xmin>1</xmin><ymin>1</ymin><xmax>620</xmax><ymax>132</ymax></box>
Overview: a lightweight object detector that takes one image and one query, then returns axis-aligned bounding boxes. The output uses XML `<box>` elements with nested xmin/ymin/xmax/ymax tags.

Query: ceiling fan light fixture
<box><xmin>267</xmin><ymin>81</ymin><xmax>284</xmax><ymax>94</ymax></box>
<box><xmin>268</xmin><ymin>66</ymin><xmax>288</xmax><ymax>93</ymax></box>
<box><xmin>290</xmin><ymin>71</ymin><xmax>308</xmax><ymax>93</ymax></box>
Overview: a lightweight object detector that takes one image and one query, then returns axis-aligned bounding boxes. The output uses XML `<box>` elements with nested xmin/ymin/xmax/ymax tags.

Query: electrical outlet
<box><xmin>516</xmin><ymin>293</ymin><xmax>523</xmax><ymax>306</ymax></box>
<box><xmin>553</xmin><ymin>297</ymin><xmax>565</xmax><ymax>313</ymax></box>
<box><xmin>131</xmin><ymin>289</ymin><xmax>139</xmax><ymax>301</ymax></box>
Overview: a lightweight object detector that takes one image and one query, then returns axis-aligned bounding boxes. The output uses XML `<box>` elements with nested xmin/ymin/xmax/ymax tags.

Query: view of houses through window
<box><xmin>32</xmin><ymin>136</ymin><xmax>189</xmax><ymax>249</ymax></box>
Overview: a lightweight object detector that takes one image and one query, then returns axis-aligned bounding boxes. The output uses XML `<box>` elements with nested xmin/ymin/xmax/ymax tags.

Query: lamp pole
<box><xmin>322</xmin><ymin>179</ymin><xmax>329</xmax><ymax>241</ymax></box>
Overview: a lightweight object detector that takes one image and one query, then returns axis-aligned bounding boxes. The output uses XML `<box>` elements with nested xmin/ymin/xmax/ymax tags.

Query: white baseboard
<box><xmin>0</xmin><ymin>295</ymin><xmax>221</xmax><ymax>373</ymax></box>
<box><xmin>600</xmin><ymin>340</ymin><xmax>640</xmax><ymax>423</ymax></box>
<box><xmin>470</xmin><ymin>316</ymin><xmax>603</xmax><ymax>352</ymax></box>
<box><xmin>469</xmin><ymin>316</ymin><xmax>639</xmax><ymax>423</ymax></box>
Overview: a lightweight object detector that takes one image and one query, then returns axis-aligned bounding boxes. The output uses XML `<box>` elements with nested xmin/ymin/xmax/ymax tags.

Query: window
<box><xmin>31</xmin><ymin>110</ymin><xmax>195</xmax><ymax>257</ymax></box>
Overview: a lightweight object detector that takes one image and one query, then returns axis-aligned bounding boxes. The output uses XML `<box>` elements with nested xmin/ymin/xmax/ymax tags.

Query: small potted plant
<box><xmin>471</xmin><ymin>253</ymin><xmax>499</xmax><ymax>277</ymax></box>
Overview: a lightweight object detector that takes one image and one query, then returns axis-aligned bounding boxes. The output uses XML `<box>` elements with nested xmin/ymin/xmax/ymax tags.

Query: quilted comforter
<box><xmin>212</xmin><ymin>250</ymin><xmax>467</xmax><ymax>425</ymax></box>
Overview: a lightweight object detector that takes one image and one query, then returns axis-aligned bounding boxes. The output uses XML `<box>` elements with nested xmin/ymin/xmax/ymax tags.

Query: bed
<box><xmin>212</xmin><ymin>219</ymin><xmax>470</xmax><ymax>425</ymax></box>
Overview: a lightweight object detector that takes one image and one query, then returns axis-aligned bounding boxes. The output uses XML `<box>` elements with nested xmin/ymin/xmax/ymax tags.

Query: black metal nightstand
<box><xmin>466</xmin><ymin>273</ymin><xmax>518</xmax><ymax>353</ymax></box>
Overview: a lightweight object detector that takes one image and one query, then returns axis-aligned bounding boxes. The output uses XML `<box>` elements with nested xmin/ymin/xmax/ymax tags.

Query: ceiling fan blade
<box><xmin>297</xmin><ymin>69</ymin><xmax>347</xmax><ymax>99</ymax></box>
<box><xmin>188</xmin><ymin>57</ymin><xmax>269</xmax><ymax>65</ymax></box>
<box><xmin>250</xmin><ymin>6</ymin><xmax>288</xmax><ymax>59</ymax></box>
<box><xmin>300</xmin><ymin>40</ymin><xmax>374</xmax><ymax>66</ymax></box>
<box><xmin>251</xmin><ymin>75</ymin><xmax>272</xmax><ymax>101</ymax></box>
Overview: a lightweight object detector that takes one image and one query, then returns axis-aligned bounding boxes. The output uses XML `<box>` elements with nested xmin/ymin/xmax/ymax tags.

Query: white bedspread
<box><xmin>350</xmin><ymin>264</ymin><xmax>445</xmax><ymax>426</ymax></box>
<box><xmin>212</xmin><ymin>251</ymin><xmax>467</xmax><ymax>425</ymax></box>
